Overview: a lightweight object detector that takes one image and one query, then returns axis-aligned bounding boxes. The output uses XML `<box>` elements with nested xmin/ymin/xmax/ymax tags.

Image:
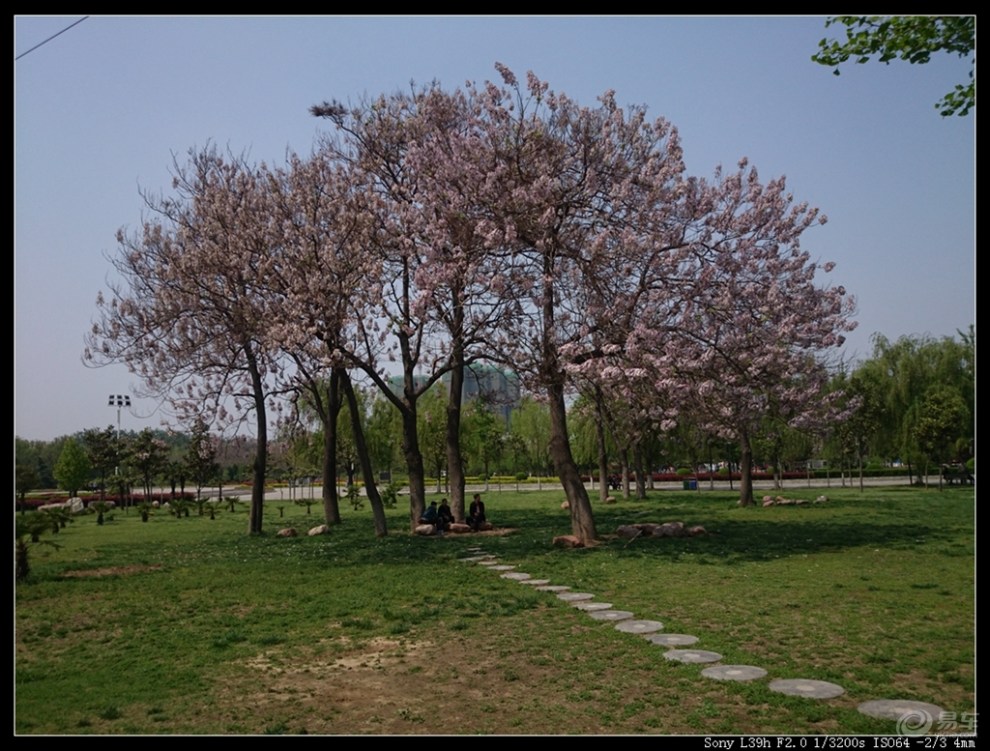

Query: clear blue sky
<box><xmin>14</xmin><ymin>15</ymin><xmax>975</xmax><ymax>442</ymax></box>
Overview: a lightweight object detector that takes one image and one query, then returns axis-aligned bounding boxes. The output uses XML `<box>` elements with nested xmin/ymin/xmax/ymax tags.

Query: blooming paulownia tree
<box><xmin>87</xmin><ymin>147</ymin><xmax>282</xmax><ymax>534</ymax></box>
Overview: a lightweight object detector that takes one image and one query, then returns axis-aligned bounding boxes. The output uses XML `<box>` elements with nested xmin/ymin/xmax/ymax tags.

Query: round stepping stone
<box><xmin>644</xmin><ymin>633</ymin><xmax>698</xmax><ymax>646</ymax></box>
<box><xmin>572</xmin><ymin>601</ymin><xmax>613</xmax><ymax>611</ymax></box>
<box><xmin>664</xmin><ymin>649</ymin><xmax>723</xmax><ymax>664</ymax></box>
<box><xmin>614</xmin><ymin>619</ymin><xmax>664</xmax><ymax>634</ymax></box>
<box><xmin>769</xmin><ymin>679</ymin><xmax>845</xmax><ymax>699</ymax></box>
<box><xmin>702</xmin><ymin>665</ymin><xmax>767</xmax><ymax>682</ymax></box>
<box><xmin>556</xmin><ymin>592</ymin><xmax>595</xmax><ymax>602</ymax></box>
<box><xmin>500</xmin><ymin>572</ymin><xmax>531</xmax><ymax>580</ymax></box>
<box><xmin>857</xmin><ymin>700</ymin><xmax>946</xmax><ymax>728</ymax></box>
<box><xmin>488</xmin><ymin>564</ymin><xmax>516</xmax><ymax>571</ymax></box>
<box><xmin>588</xmin><ymin>610</ymin><xmax>635</xmax><ymax>621</ymax></box>
<box><xmin>536</xmin><ymin>585</ymin><xmax>570</xmax><ymax>592</ymax></box>
<box><xmin>519</xmin><ymin>579</ymin><xmax>552</xmax><ymax>586</ymax></box>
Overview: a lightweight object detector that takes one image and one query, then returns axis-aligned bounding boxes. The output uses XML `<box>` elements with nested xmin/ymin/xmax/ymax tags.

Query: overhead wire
<box><xmin>15</xmin><ymin>16</ymin><xmax>89</xmax><ymax>61</ymax></box>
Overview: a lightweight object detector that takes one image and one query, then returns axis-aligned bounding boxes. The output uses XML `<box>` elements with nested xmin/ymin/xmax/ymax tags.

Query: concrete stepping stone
<box><xmin>644</xmin><ymin>633</ymin><xmax>699</xmax><ymax>646</ymax></box>
<box><xmin>536</xmin><ymin>585</ymin><xmax>570</xmax><ymax>592</ymax></box>
<box><xmin>500</xmin><ymin>572</ymin><xmax>531</xmax><ymax>580</ymax></box>
<box><xmin>702</xmin><ymin>665</ymin><xmax>768</xmax><ymax>682</ymax></box>
<box><xmin>769</xmin><ymin>679</ymin><xmax>845</xmax><ymax>699</ymax></box>
<box><xmin>488</xmin><ymin>564</ymin><xmax>516</xmax><ymax>571</ymax></box>
<box><xmin>519</xmin><ymin>579</ymin><xmax>552</xmax><ymax>586</ymax></box>
<box><xmin>556</xmin><ymin>592</ymin><xmax>595</xmax><ymax>602</ymax></box>
<box><xmin>460</xmin><ymin>555</ymin><xmax>494</xmax><ymax>562</ymax></box>
<box><xmin>664</xmin><ymin>649</ymin><xmax>723</xmax><ymax>664</ymax></box>
<box><xmin>614</xmin><ymin>619</ymin><xmax>664</xmax><ymax>634</ymax></box>
<box><xmin>857</xmin><ymin>699</ymin><xmax>946</xmax><ymax>726</ymax></box>
<box><xmin>572</xmin><ymin>601</ymin><xmax>613</xmax><ymax>611</ymax></box>
<box><xmin>588</xmin><ymin>610</ymin><xmax>635</xmax><ymax>621</ymax></box>
<box><xmin>476</xmin><ymin>559</ymin><xmax>501</xmax><ymax>566</ymax></box>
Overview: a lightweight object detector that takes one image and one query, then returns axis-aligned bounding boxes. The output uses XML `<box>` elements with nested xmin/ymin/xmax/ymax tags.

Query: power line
<box><xmin>15</xmin><ymin>16</ymin><xmax>89</xmax><ymax>61</ymax></box>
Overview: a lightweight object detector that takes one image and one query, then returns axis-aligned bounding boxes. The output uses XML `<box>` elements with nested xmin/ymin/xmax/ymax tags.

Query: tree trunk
<box><xmin>400</xmin><ymin>402</ymin><xmax>426</xmax><ymax>532</ymax></box>
<box><xmin>547</xmin><ymin>381</ymin><xmax>597</xmax><ymax>544</ymax></box>
<box><xmin>341</xmin><ymin>371</ymin><xmax>388</xmax><ymax>537</ymax></box>
<box><xmin>620</xmin><ymin>449</ymin><xmax>631</xmax><ymax>499</ymax></box>
<box><xmin>737</xmin><ymin>431</ymin><xmax>755</xmax><ymax>506</ymax></box>
<box><xmin>634</xmin><ymin>442</ymin><xmax>647</xmax><ymax>500</ymax></box>
<box><xmin>321</xmin><ymin>371</ymin><xmax>342</xmax><ymax>525</ymax></box>
<box><xmin>594</xmin><ymin>386</ymin><xmax>609</xmax><ymax>504</ymax></box>
<box><xmin>447</xmin><ymin>356</ymin><xmax>465</xmax><ymax>522</ymax></box>
<box><xmin>245</xmin><ymin>344</ymin><xmax>267</xmax><ymax>535</ymax></box>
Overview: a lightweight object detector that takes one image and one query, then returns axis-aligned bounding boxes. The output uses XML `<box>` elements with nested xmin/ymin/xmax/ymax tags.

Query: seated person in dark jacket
<box><xmin>467</xmin><ymin>493</ymin><xmax>487</xmax><ymax>530</ymax></box>
<box><xmin>436</xmin><ymin>498</ymin><xmax>454</xmax><ymax>533</ymax></box>
<box><xmin>419</xmin><ymin>501</ymin><xmax>438</xmax><ymax>526</ymax></box>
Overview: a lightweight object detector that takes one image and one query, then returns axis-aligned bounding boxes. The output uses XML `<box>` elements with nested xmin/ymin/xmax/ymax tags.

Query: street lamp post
<box><xmin>108</xmin><ymin>394</ymin><xmax>130</xmax><ymax>475</ymax></box>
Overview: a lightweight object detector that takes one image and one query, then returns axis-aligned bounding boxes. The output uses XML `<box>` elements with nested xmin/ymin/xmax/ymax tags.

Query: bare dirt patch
<box><xmin>222</xmin><ymin>633</ymin><xmax>564</xmax><ymax>735</ymax></box>
<box><xmin>61</xmin><ymin>564</ymin><xmax>163</xmax><ymax>578</ymax></box>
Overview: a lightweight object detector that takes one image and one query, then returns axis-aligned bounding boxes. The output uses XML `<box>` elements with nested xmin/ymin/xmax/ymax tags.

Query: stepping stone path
<box><xmin>645</xmin><ymin>633</ymin><xmax>699</xmax><ymax>646</ymax></box>
<box><xmin>702</xmin><ymin>665</ymin><xmax>768</xmax><ymax>682</ymax></box>
<box><xmin>587</xmin><ymin>609</ymin><xmax>634</xmax><ymax>621</ymax></box>
<box><xmin>457</xmin><ymin>546</ymin><xmax>952</xmax><ymax>731</ymax></box>
<box><xmin>572</xmin><ymin>601</ymin><xmax>613</xmax><ymax>611</ymax></box>
<box><xmin>857</xmin><ymin>700</ymin><xmax>947</xmax><ymax>727</ymax></box>
<box><xmin>769</xmin><ymin>679</ymin><xmax>845</xmax><ymax>699</ymax></box>
<box><xmin>614</xmin><ymin>619</ymin><xmax>664</xmax><ymax>634</ymax></box>
<box><xmin>556</xmin><ymin>592</ymin><xmax>595</xmax><ymax>602</ymax></box>
<box><xmin>664</xmin><ymin>649</ymin><xmax>723</xmax><ymax>664</ymax></box>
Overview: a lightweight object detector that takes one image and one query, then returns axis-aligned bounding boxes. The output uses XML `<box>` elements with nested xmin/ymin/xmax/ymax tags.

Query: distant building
<box><xmin>387</xmin><ymin>365</ymin><xmax>521</xmax><ymax>427</ymax></box>
<box><xmin>445</xmin><ymin>363</ymin><xmax>521</xmax><ymax>428</ymax></box>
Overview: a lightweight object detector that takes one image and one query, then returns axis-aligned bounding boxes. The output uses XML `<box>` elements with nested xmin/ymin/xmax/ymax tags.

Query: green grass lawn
<box><xmin>15</xmin><ymin>485</ymin><xmax>975</xmax><ymax>735</ymax></box>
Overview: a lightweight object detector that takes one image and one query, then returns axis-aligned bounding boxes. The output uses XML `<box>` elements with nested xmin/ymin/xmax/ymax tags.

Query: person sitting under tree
<box><xmin>467</xmin><ymin>493</ymin><xmax>487</xmax><ymax>531</ymax></box>
<box><xmin>436</xmin><ymin>498</ymin><xmax>454</xmax><ymax>534</ymax></box>
<box><xmin>419</xmin><ymin>501</ymin><xmax>438</xmax><ymax>527</ymax></box>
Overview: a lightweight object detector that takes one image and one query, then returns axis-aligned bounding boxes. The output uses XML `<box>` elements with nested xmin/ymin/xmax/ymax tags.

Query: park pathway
<box><xmin>458</xmin><ymin>545</ymin><xmax>951</xmax><ymax>735</ymax></box>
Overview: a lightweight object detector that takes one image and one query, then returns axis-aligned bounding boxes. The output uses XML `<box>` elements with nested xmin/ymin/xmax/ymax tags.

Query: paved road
<box><xmin>188</xmin><ymin>473</ymin><xmax>944</xmax><ymax>502</ymax></box>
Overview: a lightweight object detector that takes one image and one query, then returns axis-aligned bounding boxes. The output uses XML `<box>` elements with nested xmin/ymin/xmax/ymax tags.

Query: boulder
<box><xmin>66</xmin><ymin>497</ymin><xmax>86</xmax><ymax>514</ymax></box>
<box><xmin>560</xmin><ymin>500</ymin><xmax>570</xmax><ymax>510</ymax></box>
<box><xmin>414</xmin><ymin>524</ymin><xmax>436</xmax><ymax>536</ymax></box>
<box><xmin>637</xmin><ymin>523</ymin><xmax>664</xmax><ymax>537</ymax></box>
<box><xmin>477</xmin><ymin>521</ymin><xmax>493</xmax><ymax>531</ymax></box>
<box><xmin>307</xmin><ymin>525</ymin><xmax>330</xmax><ymax>536</ymax></box>
<box><xmin>552</xmin><ymin>535</ymin><xmax>584</xmax><ymax>548</ymax></box>
<box><xmin>276</xmin><ymin>527</ymin><xmax>298</xmax><ymax>538</ymax></box>
<box><xmin>449</xmin><ymin>522</ymin><xmax>472</xmax><ymax>534</ymax></box>
<box><xmin>616</xmin><ymin>525</ymin><xmax>642</xmax><ymax>540</ymax></box>
<box><xmin>687</xmin><ymin>525</ymin><xmax>708</xmax><ymax>537</ymax></box>
<box><xmin>656</xmin><ymin>521</ymin><xmax>686</xmax><ymax>538</ymax></box>
<box><xmin>604</xmin><ymin>496</ymin><xmax>617</xmax><ymax>504</ymax></box>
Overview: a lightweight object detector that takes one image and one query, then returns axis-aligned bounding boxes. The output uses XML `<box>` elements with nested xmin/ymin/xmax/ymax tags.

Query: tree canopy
<box><xmin>89</xmin><ymin>65</ymin><xmax>860</xmax><ymax>539</ymax></box>
<box><xmin>812</xmin><ymin>15</ymin><xmax>976</xmax><ymax>117</ymax></box>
